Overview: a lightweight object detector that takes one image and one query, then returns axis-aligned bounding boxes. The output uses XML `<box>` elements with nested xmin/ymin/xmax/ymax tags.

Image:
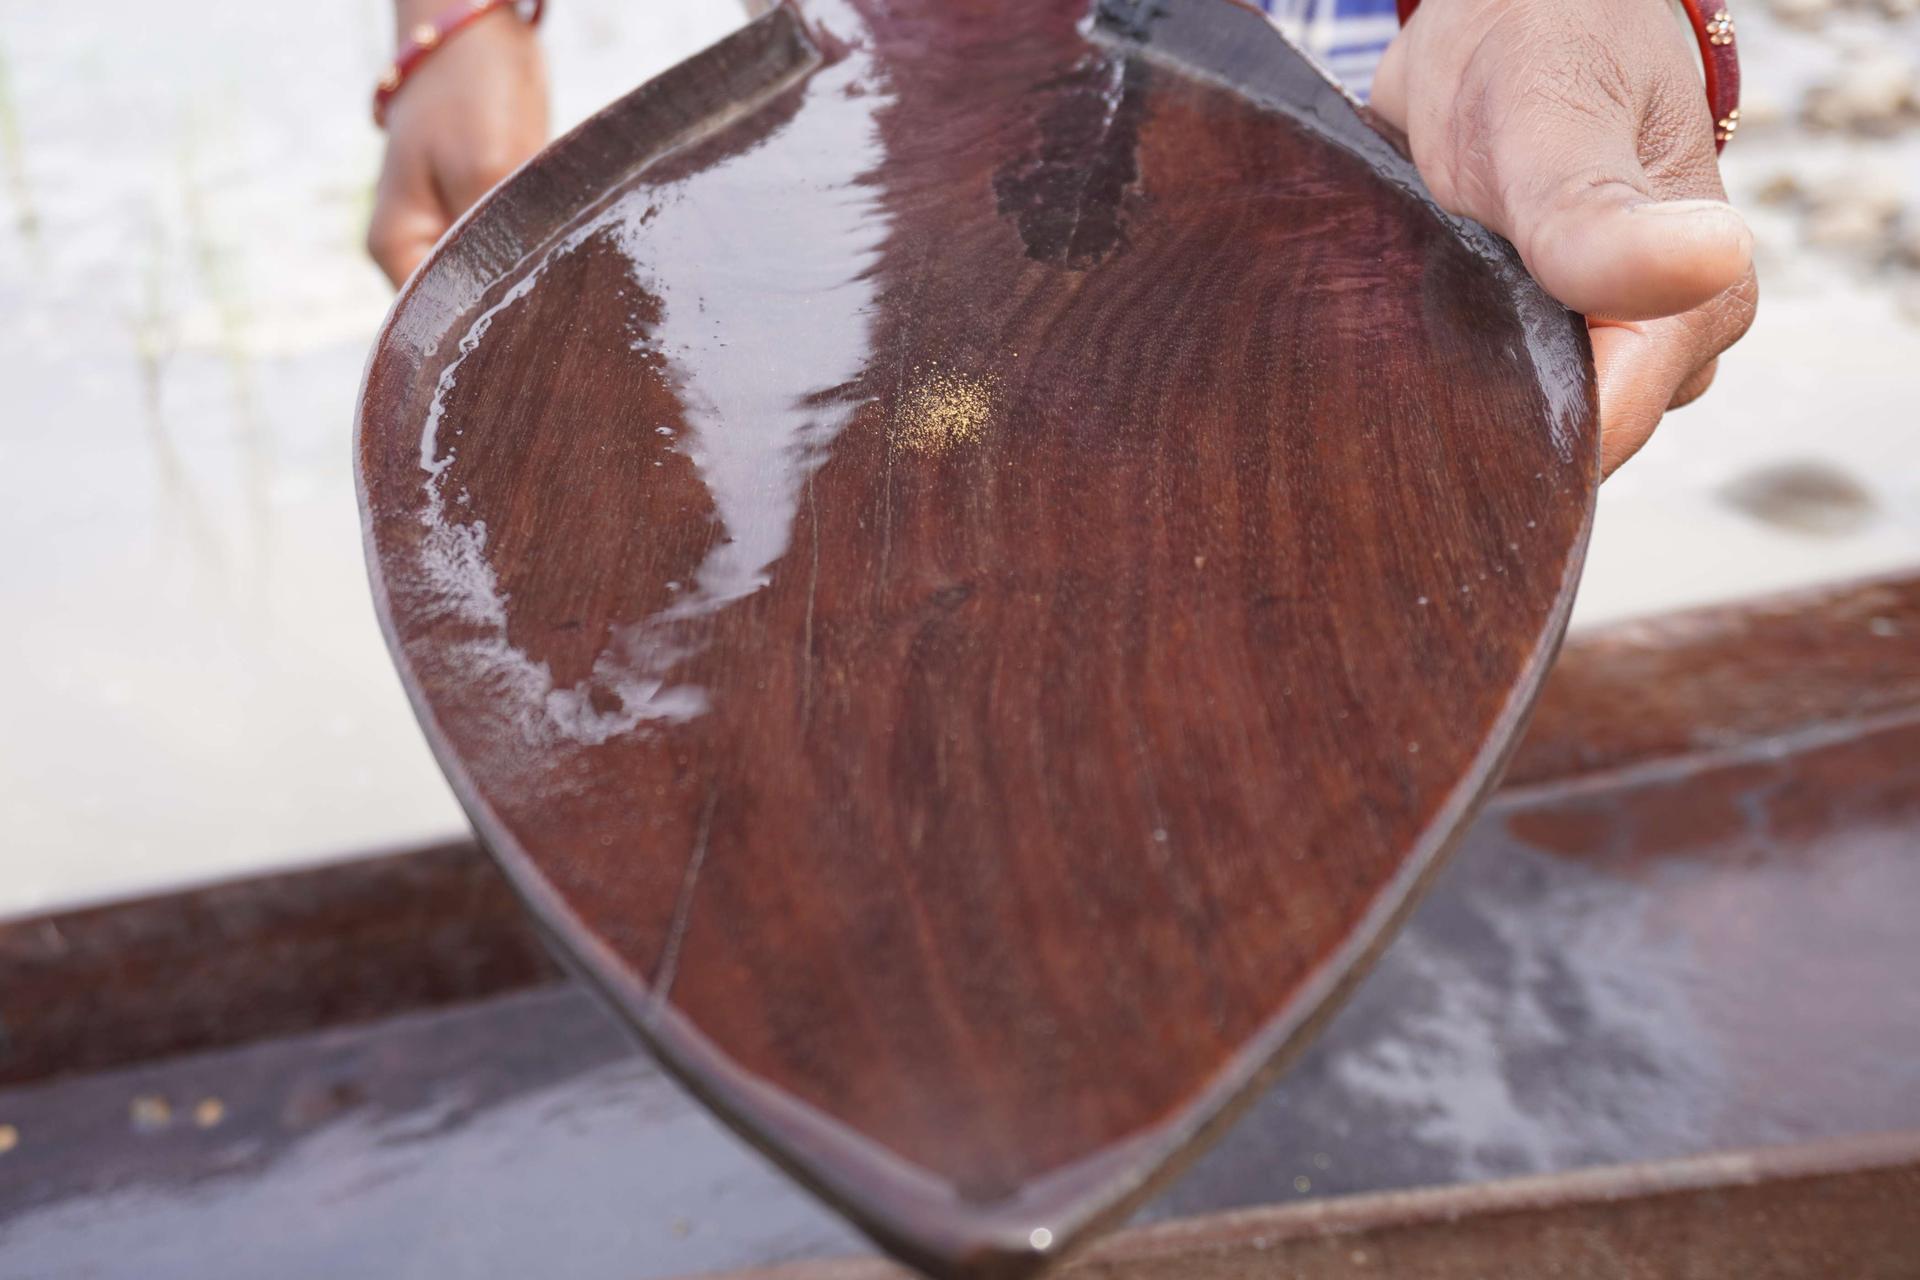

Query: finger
<box><xmin>1670</xmin><ymin>356</ymin><xmax>1718</xmax><ymax>409</ymax></box>
<box><xmin>367</xmin><ymin>203</ymin><xmax>443</xmax><ymax>287</ymax></box>
<box><xmin>367</xmin><ymin>145</ymin><xmax>450</xmax><ymax>287</ymax></box>
<box><xmin>435</xmin><ymin>145</ymin><xmax>526</xmax><ymax>223</ymax></box>
<box><xmin>1591</xmin><ymin>321</ymin><xmax>1682</xmax><ymax>474</ymax></box>
<box><xmin>1590</xmin><ymin>267</ymin><xmax>1757</xmax><ymax>475</ymax></box>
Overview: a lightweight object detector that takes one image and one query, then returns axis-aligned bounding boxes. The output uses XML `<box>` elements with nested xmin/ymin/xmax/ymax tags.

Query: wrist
<box><xmin>393</xmin><ymin>0</ymin><xmax>465</xmax><ymax>38</ymax></box>
<box><xmin>377</xmin><ymin>0</ymin><xmax>545</xmax><ymax>127</ymax></box>
<box><xmin>391</xmin><ymin>0</ymin><xmax>540</xmax><ymax>45</ymax></box>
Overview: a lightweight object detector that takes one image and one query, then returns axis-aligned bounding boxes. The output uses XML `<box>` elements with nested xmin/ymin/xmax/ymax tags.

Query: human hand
<box><xmin>1372</xmin><ymin>0</ymin><xmax>1758</xmax><ymax>475</ymax></box>
<box><xmin>367</xmin><ymin>1</ymin><xmax>550</xmax><ymax>286</ymax></box>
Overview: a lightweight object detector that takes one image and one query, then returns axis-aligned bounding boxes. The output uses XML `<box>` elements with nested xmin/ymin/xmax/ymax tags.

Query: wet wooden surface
<box><xmin>355</xmin><ymin>0</ymin><xmax>1596</xmax><ymax>1271</ymax></box>
<box><xmin>710</xmin><ymin>1134</ymin><xmax>1920</xmax><ymax>1280</ymax></box>
<box><xmin>0</xmin><ymin>839</ymin><xmax>560</xmax><ymax>1090</ymax></box>
<box><xmin>7</xmin><ymin>576</ymin><xmax>1920</xmax><ymax>1279</ymax></box>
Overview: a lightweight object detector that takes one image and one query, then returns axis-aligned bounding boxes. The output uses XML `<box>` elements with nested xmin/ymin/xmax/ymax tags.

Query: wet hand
<box><xmin>1372</xmin><ymin>0</ymin><xmax>1758</xmax><ymax>475</ymax></box>
<box><xmin>367</xmin><ymin>3</ymin><xmax>549</xmax><ymax>286</ymax></box>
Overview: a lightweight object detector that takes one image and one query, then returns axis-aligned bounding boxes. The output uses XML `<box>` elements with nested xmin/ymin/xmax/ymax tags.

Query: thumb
<box><xmin>1505</xmin><ymin>170</ymin><xmax>1754</xmax><ymax>322</ymax></box>
<box><xmin>1378</xmin><ymin>0</ymin><xmax>1754</xmax><ymax>323</ymax></box>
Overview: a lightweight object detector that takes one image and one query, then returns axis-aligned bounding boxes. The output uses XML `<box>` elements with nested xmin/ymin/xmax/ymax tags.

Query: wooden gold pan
<box><xmin>356</xmin><ymin>1</ymin><xmax>1598</xmax><ymax>1275</ymax></box>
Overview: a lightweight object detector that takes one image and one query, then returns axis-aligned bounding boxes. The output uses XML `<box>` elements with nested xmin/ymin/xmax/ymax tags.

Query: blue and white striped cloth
<box><xmin>1254</xmin><ymin>0</ymin><xmax>1401</xmax><ymax>98</ymax></box>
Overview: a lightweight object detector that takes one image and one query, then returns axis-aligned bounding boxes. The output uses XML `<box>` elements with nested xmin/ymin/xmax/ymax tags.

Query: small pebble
<box><xmin>130</xmin><ymin>1095</ymin><xmax>173</xmax><ymax>1133</ymax></box>
<box><xmin>1771</xmin><ymin>0</ymin><xmax>1833</xmax><ymax>25</ymax></box>
<box><xmin>1893</xmin><ymin>220</ymin><xmax>1920</xmax><ymax>269</ymax></box>
<box><xmin>1803</xmin><ymin>55</ymin><xmax>1918</xmax><ymax>134</ymax></box>
<box><xmin>1803</xmin><ymin>202</ymin><xmax>1896</xmax><ymax>251</ymax></box>
<box><xmin>1736</xmin><ymin>90</ymin><xmax>1787</xmax><ymax>131</ymax></box>
<box><xmin>1898</xmin><ymin>279</ymin><xmax>1920</xmax><ymax>325</ymax></box>
<box><xmin>1752</xmin><ymin>171</ymin><xmax>1806</xmax><ymax>208</ymax></box>
<box><xmin>1720</xmin><ymin>460</ymin><xmax>1877</xmax><ymax>536</ymax></box>
<box><xmin>1801</xmin><ymin>174</ymin><xmax>1905</xmax><ymax>252</ymax></box>
<box><xmin>0</xmin><ymin>1124</ymin><xmax>18</xmax><ymax>1155</ymax></box>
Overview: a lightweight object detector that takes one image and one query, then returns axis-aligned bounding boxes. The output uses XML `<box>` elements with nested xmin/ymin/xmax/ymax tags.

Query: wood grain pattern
<box><xmin>356</xmin><ymin>1</ymin><xmax>1598</xmax><ymax>1275</ymax></box>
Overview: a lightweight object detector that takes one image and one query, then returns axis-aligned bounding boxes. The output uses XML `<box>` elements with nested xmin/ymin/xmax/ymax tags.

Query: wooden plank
<box><xmin>355</xmin><ymin>0</ymin><xmax>1597</xmax><ymax>1273</ymax></box>
<box><xmin>699</xmin><ymin>1133</ymin><xmax>1920</xmax><ymax>1280</ymax></box>
<box><xmin>0</xmin><ymin>841</ymin><xmax>557</xmax><ymax>1089</ymax></box>
<box><xmin>1511</xmin><ymin>569</ymin><xmax>1920</xmax><ymax>791</ymax></box>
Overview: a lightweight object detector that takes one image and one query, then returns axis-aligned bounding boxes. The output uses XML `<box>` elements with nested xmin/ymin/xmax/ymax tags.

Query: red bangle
<box><xmin>1393</xmin><ymin>0</ymin><xmax>1741</xmax><ymax>152</ymax></box>
<box><xmin>374</xmin><ymin>0</ymin><xmax>545</xmax><ymax>128</ymax></box>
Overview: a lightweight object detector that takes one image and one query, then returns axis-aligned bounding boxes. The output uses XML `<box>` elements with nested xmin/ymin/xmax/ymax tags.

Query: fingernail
<box><xmin>1630</xmin><ymin>198</ymin><xmax>1741</xmax><ymax>219</ymax></box>
<box><xmin>1630</xmin><ymin>198</ymin><xmax>1753</xmax><ymax>255</ymax></box>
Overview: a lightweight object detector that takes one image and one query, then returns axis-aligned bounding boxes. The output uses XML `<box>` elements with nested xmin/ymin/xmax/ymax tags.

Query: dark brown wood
<box><xmin>709</xmin><ymin>1133</ymin><xmax>1920</xmax><ymax>1280</ymax></box>
<box><xmin>0</xmin><ymin>839</ymin><xmax>559</xmax><ymax>1090</ymax></box>
<box><xmin>1509</xmin><ymin>568</ymin><xmax>1920</xmax><ymax>792</ymax></box>
<box><xmin>355</xmin><ymin>1</ymin><xmax>1598</xmax><ymax>1274</ymax></box>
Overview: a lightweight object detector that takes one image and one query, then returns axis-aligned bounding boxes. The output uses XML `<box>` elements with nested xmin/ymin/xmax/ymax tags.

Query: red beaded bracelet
<box><xmin>1393</xmin><ymin>0</ymin><xmax>1741</xmax><ymax>152</ymax></box>
<box><xmin>374</xmin><ymin>0</ymin><xmax>546</xmax><ymax>127</ymax></box>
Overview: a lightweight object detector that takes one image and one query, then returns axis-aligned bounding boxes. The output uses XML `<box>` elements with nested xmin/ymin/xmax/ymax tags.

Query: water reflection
<box><xmin>416</xmin><ymin>22</ymin><xmax>894</xmax><ymax>746</ymax></box>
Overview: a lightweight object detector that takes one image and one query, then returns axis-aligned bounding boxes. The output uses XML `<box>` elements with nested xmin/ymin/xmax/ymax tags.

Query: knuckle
<box><xmin>365</xmin><ymin>220</ymin><xmax>398</xmax><ymax>266</ymax></box>
<box><xmin>1703</xmin><ymin>271</ymin><xmax>1760</xmax><ymax>352</ymax></box>
<box><xmin>1499</xmin><ymin>22</ymin><xmax>1637</xmax><ymax>123</ymax></box>
<box><xmin>1670</xmin><ymin>358</ymin><xmax>1718</xmax><ymax>409</ymax></box>
<box><xmin>453</xmin><ymin>145</ymin><xmax>523</xmax><ymax>198</ymax></box>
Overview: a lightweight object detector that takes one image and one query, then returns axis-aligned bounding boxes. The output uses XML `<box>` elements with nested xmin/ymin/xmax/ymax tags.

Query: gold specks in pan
<box><xmin>893</xmin><ymin>366</ymin><xmax>999</xmax><ymax>455</ymax></box>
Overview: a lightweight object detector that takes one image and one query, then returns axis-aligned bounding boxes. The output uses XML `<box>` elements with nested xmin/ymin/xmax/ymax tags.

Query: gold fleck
<box><xmin>0</xmin><ymin>1123</ymin><xmax>18</xmax><ymax>1154</ymax></box>
<box><xmin>130</xmin><ymin>1095</ymin><xmax>173</xmax><ymax>1132</ymax></box>
<box><xmin>194</xmin><ymin>1098</ymin><xmax>227</xmax><ymax>1129</ymax></box>
<box><xmin>893</xmin><ymin>366</ymin><xmax>998</xmax><ymax>455</ymax></box>
<box><xmin>1293</xmin><ymin>1175</ymin><xmax>1312</xmax><ymax>1193</ymax></box>
<box><xmin>670</xmin><ymin>1217</ymin><xmax>692</xmax><ymax>1239</ymax></box>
